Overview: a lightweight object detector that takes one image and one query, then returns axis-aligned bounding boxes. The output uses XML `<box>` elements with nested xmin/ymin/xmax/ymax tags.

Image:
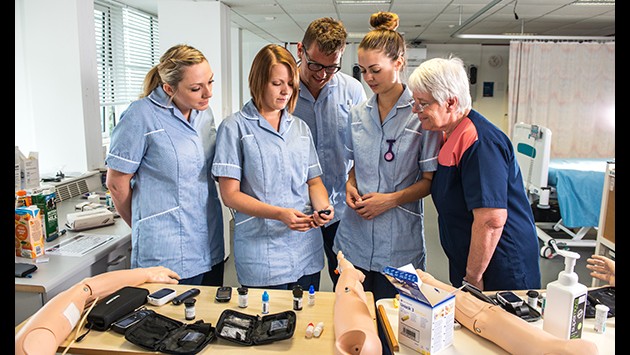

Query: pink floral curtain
<box><xmin>508</xmin><ymin>41</ymin><xmax>615</xmax><ymax>158</ymax></box>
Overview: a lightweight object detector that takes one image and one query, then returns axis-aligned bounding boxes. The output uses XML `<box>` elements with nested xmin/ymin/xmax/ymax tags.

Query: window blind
<box><xmin>94</xmin><ymin>0</ymin><xmax>159</xmax><ymax>106</ymax></box>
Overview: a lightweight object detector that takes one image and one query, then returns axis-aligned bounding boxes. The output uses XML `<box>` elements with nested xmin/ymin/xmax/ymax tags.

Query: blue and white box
<box><xmin>383</xmin><ymin>265</ymin><xmax>456</xmax><ymax>354</ymax></box>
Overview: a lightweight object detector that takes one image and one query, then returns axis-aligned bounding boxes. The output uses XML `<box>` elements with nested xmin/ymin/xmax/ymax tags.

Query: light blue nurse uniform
<box><xmin>212</xmin><ymin>100</ymin><xmax>324</xmax><ymax>287</ymax></box>
<box><xmin>106</xmin><ymin>86</ymin><xmax>225</xmax><ymax>279</ymax></box>
<box><xmin>293</xmin><ymin>72</ymin><xmax>367</xmax><ymax>223</ymax></box>
<box><xmin>333</xmin><ymin>85</ymin><xmax>442</xmax><ymax>272</ymax></box>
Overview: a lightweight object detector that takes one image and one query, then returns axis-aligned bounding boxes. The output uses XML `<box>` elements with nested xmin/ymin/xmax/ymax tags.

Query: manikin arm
<box><xmin>15</xmin><ymin>266</ymin><xmax>180</xmax><ymax>355</ymax></box>
<box><xmin>414</xmin><ymin>269</ymin><xmax>599</xmax><ymax>355</ymax></box>
<box><xmin>334</xmin><ymin>251</ymin><xmax>382</xmax><ymax>355</ymax></box>
<box><xmin>586</xmin><ymin>254</ymin><xmax>615</xmax><ymax>286</ymax></box>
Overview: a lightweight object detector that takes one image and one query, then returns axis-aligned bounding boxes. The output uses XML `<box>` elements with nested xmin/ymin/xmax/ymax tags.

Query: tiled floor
<box><xmin>223</xmin><ymin>198</ymin><xmax>597</xmax><ymax>292</ymax></box>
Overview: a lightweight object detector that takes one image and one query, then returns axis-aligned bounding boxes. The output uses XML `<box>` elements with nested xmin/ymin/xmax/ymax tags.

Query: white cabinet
<box><xmin>592</xmin><ymin>162</ymin><xmax>615</xmax><ymax>287</ymax></box>
<box><xmin>91</xmin><ymin>239</ymin><xmax>131</xmax><ymax>274</ymax></box>
<box><xmin>15</xmin><ymin>238</ymin><xmax>131</xmax><ymax>326</ymax></box>
<box><xmin>15</xmin><ymin>194</ymin><xmax>132</xmax><ymax>326</ymax></box>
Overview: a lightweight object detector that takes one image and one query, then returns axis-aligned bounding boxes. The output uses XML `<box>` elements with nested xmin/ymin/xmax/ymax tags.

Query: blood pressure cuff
<box><xmin>87</xmin><ymin>286</ymin><xmax>149</xmax><ymax>331</ymax></box>
<box><xmin>125</xmin><ymin>312</ymin><xmax>215</xmax><ymax>355</ymax></box>
<box><xmin>215</xmin><ymin>309</ymin><xmax>296</xmax><ymax>345</ymax></box>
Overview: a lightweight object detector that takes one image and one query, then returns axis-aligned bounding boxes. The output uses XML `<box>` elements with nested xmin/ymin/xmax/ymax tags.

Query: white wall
<box><xmin>158</xmin><ymin>0</ymin><xmax>233</xmax><ymax>125</ymax></box>
<box><xmin>15</xmin><ymin>0</ymin><xmax>103</xmax><ymax>176</ymax></box>
<box><xmin>425</xmin><ymin>44</ymin><xmax>510</xmax><ymax>131</ymax></box>
<box><xmin>15</xmin><ymin>0</ymin><xmax>511</xmax><ymax>177</ymax></box>
<box><xmin>239</xmin><ymin>31</ymin><xmax>275</xmax><ymax>107</ymax></box>
<box><xmin>328</xmin><ymin>42</ymin><xmax>511</xmax><ymax>132</ymax></box>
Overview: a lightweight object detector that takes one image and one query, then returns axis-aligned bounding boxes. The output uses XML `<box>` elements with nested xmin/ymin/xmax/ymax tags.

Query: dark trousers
<box><xmin>355</xmin><ymin>266</ymin><xmax>398</xmax><ymax>355</ymax></box>
<box><xmin>201</xmin><ymin>259</ymin><xmax>225</xmax><ymax>286</ymax></box>
<box><xmin>242</xmin><ymin>271</ymin><xmax>321</xmax><ymax>291</ymax></box>
<box><xmin>322</xmin><ymin>221</ymin><xmax>340</xmax><ymax>290</ymax></box>
<box><xmin>177</xmin><ymin>259</ymin><xmax>225</xmax><ymax>286</ymax></box>
<box><xmin>355</xmin><ymin>266</ymin><xmax>398</xmax><ymax>304</ymax></box>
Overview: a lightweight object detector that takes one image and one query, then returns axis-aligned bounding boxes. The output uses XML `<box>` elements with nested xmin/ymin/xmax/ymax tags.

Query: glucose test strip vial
<box><xmin>594</xmin><ymin>304</ymin><xmax>609</xmax><ymax>334</ymax></box>
<box><xmin>237</xmin><ymin>287</ymin><xmax>248</xmax><ymax>308</ymax></box>
<box><xmin>292</xmin><ymin>285</ymin><xmax>303</xmax><ymax>311</ymax></box>
<box><xmin>184</xmin><ymin>298</ymin><xmax>196</xmax><ymax>320</ymax></box>
<box><xmin>527</xmin><ymin>290</ymin><xmax>539</xmax><ymax>309</ymax></box>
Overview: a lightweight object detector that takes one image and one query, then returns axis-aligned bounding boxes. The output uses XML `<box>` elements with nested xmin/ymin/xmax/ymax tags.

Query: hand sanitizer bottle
<box><xmin>542</xmin><ymin>250</ymin><xmax>588</xmax><ymax>339</ymax></box>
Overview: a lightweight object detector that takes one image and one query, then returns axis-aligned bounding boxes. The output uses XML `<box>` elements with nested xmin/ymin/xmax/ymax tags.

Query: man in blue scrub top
<box><xmin>293</xmin><ymin>17</ymin><xmax>367</xmax><ymax>289</ymax></box>
<box><xmin>407</xmin><ymin>56</ymin><xmax>541</xmax><ymax>291</ymax></box>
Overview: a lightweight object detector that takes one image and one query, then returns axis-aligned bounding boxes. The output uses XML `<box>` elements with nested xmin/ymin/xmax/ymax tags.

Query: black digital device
<box><xmin>462</xmin><ymin>280</ymin><xmax>497</xmax><ymax>305</ymax></box>
<box><xmin>215</xmin><ymin>286</ymin><xmax>232</xmax><ymax>303</ymax></box>
<box><xmin>172</xmin><ymin>288</ymin><xmax>201</xmax><ymax>305</ymax></box>
<box><xmin>317</xmin><ymin>209</ymin><xmax>331</xmax><ymax>216</ymax></box>
<box><xmin>111</xmin><ymin>308</ymin><xmax>154</xmax><ymax>334</ymax></box>
<box><xmin>496</xmin><ymin>291</ymin><xmax>524</xmax><ymax>308</ymax></box>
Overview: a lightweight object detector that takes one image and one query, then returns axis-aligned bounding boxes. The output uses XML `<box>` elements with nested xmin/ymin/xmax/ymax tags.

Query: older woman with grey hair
<box><xmin>407</xmin><ymin>56</ymin><xmax>541</xmax><ymax>292</ymax></box>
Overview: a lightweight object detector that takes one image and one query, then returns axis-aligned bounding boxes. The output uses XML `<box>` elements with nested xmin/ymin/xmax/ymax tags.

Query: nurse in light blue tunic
<box><xmin>106</xmin><ymin>44</ymin><xmax>225</xmax><ymax>286</ymax></box>
<box><xmin>333</xmin><ymin>13</ymin><xmax>442</xmax><ymax>302</ymax></box>
<box><xmin>212</xmin><ymin>44</ymin><xmax>334</xmax><ymax>290</ymax></box>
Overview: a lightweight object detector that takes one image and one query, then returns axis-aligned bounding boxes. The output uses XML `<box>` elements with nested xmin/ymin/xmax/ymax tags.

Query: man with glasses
<box><xmin>293</xmin><ymin>17</ymin><xmax>367</xmax><ymax>290</ymax></box>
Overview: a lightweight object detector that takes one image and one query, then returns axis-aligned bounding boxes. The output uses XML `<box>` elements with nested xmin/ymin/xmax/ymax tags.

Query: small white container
<box><xmin>88</xmin><ymin>193</ymin><xmax>100</xmax><ymax>204</ymax></box>
<box><xmin>594</xmin><ymin>304</ymin><xmax>609</xmax><ymax>334</ymax></box>
<box><xmin>526</xmin><ymin>290</ymin><xmax>539</xmax><ymax>309</ymax></box>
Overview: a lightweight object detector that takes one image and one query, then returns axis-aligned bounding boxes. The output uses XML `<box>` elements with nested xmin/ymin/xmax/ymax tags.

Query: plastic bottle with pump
<box><xmin>542</xmin><ymin>250</ymin><xmax>588</xmax><ymax>339</ymax></box>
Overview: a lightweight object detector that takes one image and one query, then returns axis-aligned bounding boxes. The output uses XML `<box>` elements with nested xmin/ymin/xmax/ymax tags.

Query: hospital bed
<box><xmin>512</xmin><ymin>123</ymin><xmax>611</xmax><ymax>258</ymax></box>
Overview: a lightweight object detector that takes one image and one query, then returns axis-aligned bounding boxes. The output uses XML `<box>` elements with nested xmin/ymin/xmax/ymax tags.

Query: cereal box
<box><xmin>15</xmin><ymin>205</ymin><xmax>46</xmax><ymax>259</ymax></box>
<box><xmin>383</xmin><ymin>265</ymin><xmax>455</xmax><ymax>354</ymax></box>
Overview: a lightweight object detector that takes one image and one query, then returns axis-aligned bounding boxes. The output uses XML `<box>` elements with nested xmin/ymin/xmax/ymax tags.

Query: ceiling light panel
<box><xmin>335</xmin><ymin>0</ymin><xmax>392</xmax><ymax>5</ymax></box>
<box><xmin>572</xmin><ymin>0</ymin><xmax>614</xmax><ymax>5</ymax></box>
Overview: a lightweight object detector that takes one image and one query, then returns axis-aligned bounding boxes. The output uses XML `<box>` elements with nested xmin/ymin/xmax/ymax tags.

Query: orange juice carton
<box><xmin>15</xmin><ymin>205</ymin><xmax>46</xmax><ymax>259</ymax></box>
<box><xmin>383</xmin><ymin>264</ymin><xmax>455</xmax><ymax>354</ymax></box>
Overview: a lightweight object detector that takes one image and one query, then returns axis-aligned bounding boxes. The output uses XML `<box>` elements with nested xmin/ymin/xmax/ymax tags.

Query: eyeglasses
<box><xmin>303</xmin><ymin>50</ymin><xmax>342</xmax><ymax>74</ymax></box>
<box><xmin>410</xmin><ymin>99</ymin><xmax>437</xmax><ymax>113</ymax></box>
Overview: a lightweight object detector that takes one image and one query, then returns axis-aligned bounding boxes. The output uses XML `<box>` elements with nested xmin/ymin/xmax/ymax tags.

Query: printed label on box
<box><xmin>383</xmin><ymin>265</ymin><xmax>455</xmax><ymax>354</ymax></box>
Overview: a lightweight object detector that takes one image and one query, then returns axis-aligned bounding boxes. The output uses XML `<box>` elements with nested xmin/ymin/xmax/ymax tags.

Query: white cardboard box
<box><xmin>16</xmin><ymin>146</ymin><xmax>40</xmax><ymax>190</ymax></box>
<box><xmin>15</xmin><ymin>162</ymin><xmax>22</xmax><ymax>191</ymax></box>
<box><xmin>66</xmin><ymin>208</ymin><xmax>115</xmax><ymax>231</ymax></box>
<box><xmin>383</xmin><ymin>265</ymin><xmax>456</xmax><ymax>354</ymax></box>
